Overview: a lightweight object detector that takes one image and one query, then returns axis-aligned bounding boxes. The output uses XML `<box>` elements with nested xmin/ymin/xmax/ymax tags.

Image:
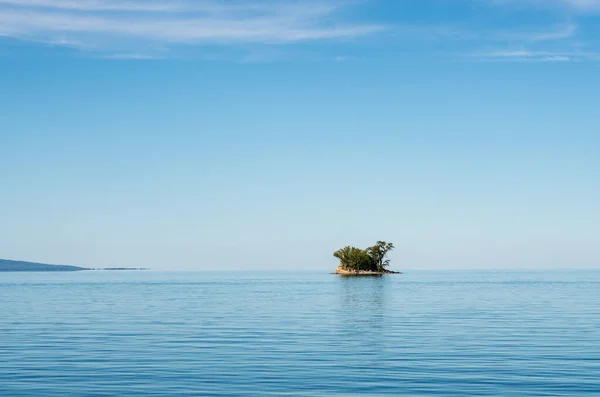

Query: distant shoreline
<box><xmin>0</xmin><ymin>259</ymin><xmax>148</xmax><ymax>272</ymax></box>
<box><xmin>90</xmin><ymin>268</ymin><xmax>150</xmax><ymax>271</ymax></box>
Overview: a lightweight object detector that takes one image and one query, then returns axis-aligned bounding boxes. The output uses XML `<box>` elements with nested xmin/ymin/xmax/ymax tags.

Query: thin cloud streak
<box><xmin>0</xmin><ymin>10</ymin><xmax>384</xmax><ymax>42</ymax></box>
<box><xmin>0</xmin><ymin>0</ymin><xmax>386</xmax><ymax>51</ymax></box>
<box><xmin>0</xmin><ymin>0</ymin><xmax>185</xmax><ymax>11</ymax></box>
<box><xmin>1</xmin><ymin>0</ymin><xmax>598</xmax><ymax>62</ymax></box>
<box><xmin>0</xmin><ymin>0</ymin><xmax>347</xmax><ymax>14</ymax></box>
<box><xmin>474</xmin><ymin>0</ymin><xmax>599</xmax><ymax>63</ymax></box>
<box><xmin>491</xmin><ymin>24</ymin><xmax>577</xmax><ymax>42</ymax></box>
<box><xmin>489</xmin><ymin>0</ymin><xmax>600</xmax><ymax>12</ymax></box>
<box><xmin>468</xmin><ymin>49</ymin><xmax>600</xmax><ymax>62</ymax></box>
<box><xmin>102</xmin><ymin>53</ymin><xmax>164</xmax><ymax>60</ymax></box>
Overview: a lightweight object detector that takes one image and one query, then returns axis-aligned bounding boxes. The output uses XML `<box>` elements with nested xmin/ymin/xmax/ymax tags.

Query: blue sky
<box><xmin>1</xmin><ymin>0</ymin><xmax>599</xmax><ymax>270</ymax></box>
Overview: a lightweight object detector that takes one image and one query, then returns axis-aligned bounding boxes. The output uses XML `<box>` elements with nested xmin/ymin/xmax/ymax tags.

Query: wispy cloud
<box><xmin>0</xmin><ymin>0</ymin><xmax>386</xmax><ymax>56</ymax></box>
<box><xmin>558</xmin><ymin>0</ymin><xmax>600</xmax><ymax>11</ymax></box>
<box><xmin>467</xmin><ymin>0</ymin><xmax>600</xmax><ymax>62</ymax></box>
<box><xmin>486</xmin><ymin>52</ymin><xmax>573</xmax><ymax>62</ymax></box>
<box><xmin>489</xmin><ymin>0</ymin><xmax>600</xmax><ymax>12</ymax></box>
<box><xmin>0</xmin><ymin>0</ymin><xmax>353</xmax><ymax>15</ymax></box>
<box><xmin>489</xmin><ymin>24</ymin><xmax>577</xmax><ymax>43</ymax></box>
<box><xmin>102</xmin><ymin>53</ymin><xmax>164</xmax><ymax>60</ymax></box>
<box><xmin>2</xmin><ymin>0</ymin><xmax>598</xmax><ymax>63</ymax></box>
<box><xmin>542</xmin><ymin>55</ymin><xmax>572</xmax><ymax>61</ymax></box>
<box><xmin>469</xmin><ymin>49</ymin><xmax>600</xmax><ymax>62</ymax></box>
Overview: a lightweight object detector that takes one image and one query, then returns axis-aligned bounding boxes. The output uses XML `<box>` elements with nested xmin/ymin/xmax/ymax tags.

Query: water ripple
<box><xmin>1</xmin><ymin>271</ymin><xmax>599</xmax><ymax>396</ymax></box>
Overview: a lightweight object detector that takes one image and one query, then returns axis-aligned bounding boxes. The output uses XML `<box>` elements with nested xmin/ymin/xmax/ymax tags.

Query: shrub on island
<box><xmin>333</xmin><ymin>241</ymin><xmax>395</xmax><ymax>274</ymax></box>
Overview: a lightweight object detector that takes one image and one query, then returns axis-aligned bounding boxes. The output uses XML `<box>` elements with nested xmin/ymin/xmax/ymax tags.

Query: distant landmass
<box><xmin>0</xmin><ymin>259</ymin><xmax>88</xmax><ymax>272</ymax></box>
<box><xmin>0</xmin><ymin>259</ymin><xmax>149</xmax><ymax>272</ymax></box>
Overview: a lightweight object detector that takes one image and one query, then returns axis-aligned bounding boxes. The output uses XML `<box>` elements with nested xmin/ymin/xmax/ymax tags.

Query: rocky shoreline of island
<box><xmin>334</xmin><ymin>265</ymin><xmax>402</xmax><ymax>275</ymax></box>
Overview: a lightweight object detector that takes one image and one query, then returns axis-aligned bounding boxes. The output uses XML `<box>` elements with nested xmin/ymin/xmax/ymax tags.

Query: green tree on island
<box><xmin>334</xmin><ymin>241</ymin><xmax>395</xmax><ymax>273</ymax></box>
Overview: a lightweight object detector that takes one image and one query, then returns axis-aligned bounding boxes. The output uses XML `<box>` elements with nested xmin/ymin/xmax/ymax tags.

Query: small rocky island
<box><xmin>334</xmin><ymin>241</ymin><xmax>401</xmax><ymax>275</ymax></box>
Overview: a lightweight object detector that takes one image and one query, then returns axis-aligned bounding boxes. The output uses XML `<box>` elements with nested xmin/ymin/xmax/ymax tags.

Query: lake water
<box><xmin>1</xmin><ymin>270</ymin><xmax>599</xmax><ymax>396</ymax></box>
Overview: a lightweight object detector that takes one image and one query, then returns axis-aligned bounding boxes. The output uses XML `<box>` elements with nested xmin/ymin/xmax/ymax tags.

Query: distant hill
<box><xmin>0</xmin><ymin>259</ymin><xmax>89</xmax><ymax>272</ymax></box>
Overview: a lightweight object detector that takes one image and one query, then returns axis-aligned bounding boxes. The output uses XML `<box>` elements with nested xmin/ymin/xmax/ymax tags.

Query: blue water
<box><xmin>1</xmin><ymin>271</ymin><xmax>599</xmax><ymax>396</ymax></box>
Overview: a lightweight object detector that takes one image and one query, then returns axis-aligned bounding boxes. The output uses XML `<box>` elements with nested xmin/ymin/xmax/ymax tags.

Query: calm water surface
<box><xmin>1</xmin><ymin>271</ymin><xmax>599</xmax><ymax>396</ymax></box>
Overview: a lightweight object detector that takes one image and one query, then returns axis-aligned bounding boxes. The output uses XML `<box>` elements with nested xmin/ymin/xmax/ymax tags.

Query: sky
<box><xmin>1</xmin><ymin>0</ymin><xmax>599</xmax><ymax>271</ymax></box>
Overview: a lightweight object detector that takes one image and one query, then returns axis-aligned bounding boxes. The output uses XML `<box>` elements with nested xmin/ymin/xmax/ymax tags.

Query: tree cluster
<box><xmin>333</xmin><ymin>241</ymin><xmax>395</xmax><ymax>273</ymax></box>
